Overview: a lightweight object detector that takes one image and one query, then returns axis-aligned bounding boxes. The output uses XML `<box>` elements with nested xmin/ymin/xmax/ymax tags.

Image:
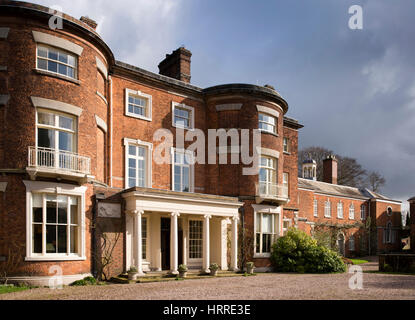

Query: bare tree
<box><xmin>298</xmin><ymin>146</ymin><xmax>367</xmax><ymax>187</ymax></box>
<box><xmin>0</xmin><ymin>241</ymin><xmax>25</xmax><ymax>284</ymax></box>
<box><xmin>366</xmin><ymin>171</ymin><xmax>386</xmax><ymax>192</ymax></box>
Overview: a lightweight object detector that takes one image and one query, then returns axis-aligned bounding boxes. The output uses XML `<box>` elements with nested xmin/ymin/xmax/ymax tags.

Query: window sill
<box><xmin>172</xmin><ymin>124</ymin><xmax>195</xmax><ymax>131</ymax></box>
<box><xmin>25</xmin><ymin>255</ymin><xmax>86</xmax><ymax>262</ymax></box>
<box><xmin>259</xmin><ymin>129</ymin><xmax>279</xmax><ymax>137</ymax></box>
<box><xmin>125</xmin><ymin>112</ymin><xmax>152</xmax><ymax>122</ymax></box>
<box><xmin>283</xmin><ymin>151</ymin><xmax>291</xmax><ymax>155</ymax></box>
<box><xmin>254</xmin><ymin>253</ymin><xmax>271</xmax><ymax>259</ymax></box>
<box><xmin>33</xmin><ymin>68</ymin><xmax>81</xmax><ymax>85</ymax></box>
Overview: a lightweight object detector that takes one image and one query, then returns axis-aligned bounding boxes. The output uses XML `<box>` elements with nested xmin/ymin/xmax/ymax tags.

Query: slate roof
<box><xmin>298</xmin><ymin>178</ymin><xmax>400</xmax><ymax>202</ymax></box>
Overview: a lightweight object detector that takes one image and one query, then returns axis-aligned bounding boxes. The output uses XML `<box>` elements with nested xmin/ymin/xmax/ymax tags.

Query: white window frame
<box><xmin>349</xmin><ymin>204</ymin><xmax>355</xmax><ymax>220</ymax></box>
<box><xmin>36</xmin><ymin>44</ymin><xmax>78</xmax><ymax>80</ymax></box>
<box><xmin>171</xmin><ymin>147</ymin><xmax>195</xmax><ymax>193</ymax></box>
<box><xmin>172</xmin><ymin>102</ymin><xmax>194</xmax><ymax>130</ymax></box>
<box><xmin>283</xmin><ymin>137</ymin><xmax>289</xmax><ymax>153</ymax></box>
<box><xmin>125</xmin><ymin>88</ymin><xmax>152</xmax><ymax>122</ymax></box>
<box><xmin>313</xmin><ymin>199</ymin><xmax>318</xmax><ymax>217</ymax></box>
<box><xmin>253</xmin><ymin>205</ymin><xmax>281</xmax><ymax>258</ymax></box>
<box><xmin>386</xmin><ymin>206</ymin><xmax>393</xmax><ymax>217</ymax></box>
<box><xmin>283</xmin><ymin>172</ymin><xmax>289</xmax><ymax>196</ymax></box>
<box><xmin>23</xmin><ymin>180</ymin><xmax>86</xmax><ymax>261</ymax></box>
<box><xmin>258</xmin><ymin>112</ymin><xmax>277</xmax><ymax>134</ymax></box>
<box><xmin>123</xmin><ymin>138</ymin><xmax>153</xmax><ymax>189</ymax></box>
<box><xmin>324</xmin><ymin>199</ymin><xmax>331</xmax><ymax>218</ymax></box>
<box><xmin>188</xmin><ymin>219</ymin><xmax>203</xmax><ymax>262</ymax></box>
<box><xmin>282</xmin><ymin>218</ymin><xmax>292</xmax><ymax>234</ymax></box>
<box><xmin>337</xmin><ymin>202</ymin><xmax>344</xmax><ymax>219</ymax></box>
<box><xmin>36</xmin><ymin>108</ymin><xmax>77</xmax><ymax>153</ymax></box>
<box><xmin>141</xmin><ymin>215</ymin><xmax>149</xmax><ymax>261</ymax></box>
<box><xmin>360</xmin><ymin>204</ymin><xmax>366</xmax><ymax>220</ymax></box>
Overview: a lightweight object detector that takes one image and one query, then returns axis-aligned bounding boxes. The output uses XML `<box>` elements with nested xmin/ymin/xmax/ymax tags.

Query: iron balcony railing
<box><xmin>257</xmin><ymin>182</ymin><xmax>289</xmax><ymax>200</ymax></box>
<box><xmin>28</xmin><ymin>146</ymin><xmax>91</xmax><ymax>175</ymax></box>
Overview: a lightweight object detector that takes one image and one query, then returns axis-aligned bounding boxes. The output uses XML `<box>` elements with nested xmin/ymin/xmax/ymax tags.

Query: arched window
<box><xmin>387</xmin><ymin>207</ymin><xmax>393</xmax><ymax>217</ymax></box>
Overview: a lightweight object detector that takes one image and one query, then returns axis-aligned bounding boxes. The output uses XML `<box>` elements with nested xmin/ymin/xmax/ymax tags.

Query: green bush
<box><xmin>271</xmin><ymin>229</ymin><xmax>346</xmax><ymax>273</ymax></box>
<box><xmin>70</xmin><ymin>276</ymin><xmax>97</xmax><ymax>286</ymax></box>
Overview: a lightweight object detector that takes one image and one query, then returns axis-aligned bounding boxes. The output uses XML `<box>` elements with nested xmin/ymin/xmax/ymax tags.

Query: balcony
<box><xmin>27</xmin><ymin>146</ymin><xmax>93</xmax><ymax>184</ymax></box>
<box><xmin>256</xmin><ymin>182</ymin><xmax>289</xmax><ymax>204</ymax></box>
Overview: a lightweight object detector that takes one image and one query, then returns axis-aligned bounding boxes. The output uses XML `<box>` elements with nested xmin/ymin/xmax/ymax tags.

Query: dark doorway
<box><xmin>178</xmin><ymin>230</ymin><xmax>183</xmax><ymax>266</ymax></box>
<box><xmin>161</xmin><ymin>218</ymin><xmax>170</xmax><ymax>270</ymax></box>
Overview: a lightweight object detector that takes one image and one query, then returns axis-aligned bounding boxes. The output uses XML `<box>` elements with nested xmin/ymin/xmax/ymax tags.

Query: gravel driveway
<box><xmin>1</xmin><ymin>267</ymin><xmax>415</xmax><ymax>300</ymax></box>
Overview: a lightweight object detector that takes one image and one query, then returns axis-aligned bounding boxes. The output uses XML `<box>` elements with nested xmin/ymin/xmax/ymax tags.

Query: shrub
<box><xmin>70</xmin><ymin>276</ymin><xmax>97</xmax><ymax>286</ymax></box>
<box><xmin>209</xmin><ymin>263</ymin><xmax>219</xmax><ymax>271</ymax></box>
<box><xmin>178</xmin><ymin>264</ymin><xmax>188</xmax><ymax>272</ymax></box>
<box><xmin>128</xmin><ymin>266</ymin><xmax>138</xmax><ymax>273</ymax></box>
<box><xmin>271</xmin><ymin>229</ymin><xmax>346</xmax><ymax>273</ymax></box>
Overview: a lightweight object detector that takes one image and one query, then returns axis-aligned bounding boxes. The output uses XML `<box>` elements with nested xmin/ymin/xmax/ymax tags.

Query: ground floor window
<box><xmin>32</xmin><ymin>193</ymin><xmax>80</xmax><ymax>255</ymax></box>
<box><xmin>349</xmin><ymin>235</ymin><xmax>355</xmax><ymax>251</ymax></box>
<box><xmin>255</xmin><ymin>212</ymin><xmax>278</xmax><ymax>255</ymax></box>
<box><xmin>189</xmin><ymin>220</ymin><xmax>202</xmax><ymax>259</ymax></box>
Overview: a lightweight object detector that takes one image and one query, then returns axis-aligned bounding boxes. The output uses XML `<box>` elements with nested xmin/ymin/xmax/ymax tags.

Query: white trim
<box><xmin>31</xmin><ymin>96</ymin><xmax>82</xmax><ymax>117</ymax></box>
<box><xmin>373</xmin><ymin>199</ymin><xmax>402</xmax><ymax>205</ymax></box>
<box><xmin>32</xmin><ymin>31</ymin><xmax>83</xmax><ymax>56</ymax></box>
<box><xmin>125</xmin><ymin>88</ymin><xmax>152</xmax><ymax>121</ymax></box>
<box><xmin>0</xmin><ymin>182</ymin><xmax>7</xmax><ymax>192</ymax></box>
<box><xmin>96</xmin><ymin>56</ymin><xmax>108</xmax><ymax>79</ymax></box>
<box><xmin>95</xmin><ymin>115</ymin><xmax>107</xmax><ymax>133</ymax></box>
<box><xmin>172</xmin><ymin>102</ymin><xmax>195</xmax><ymax>130</ymax></box>
<box><xmin>252</xmin><ymin>204</ymin><xmax>281</xmax><ymax>258</ymax></box>
<box><xmin>215</xmin><ymin>104</ymin><xmax>242</xmax><ymax>112</ymax></box>
<box><xmin>96</xmin><ymin>91</ymin><xmax>108</xmax><ymax>105</ymax></box>
<box><xmin>23</xmin><ymin>180</ymin><xmax>87</xmax><ymax>261</ymax></box>
<box><xmin>123</xmin><ymin>138</ymin><xmax>153</xmax><ymax>189</ymax></box>
<box><xmin>3</xmin><ymin>273</ymin><xmax>92</xmax><ymax>287</ymax></box>
<box><xmin>171</xmin><ymin>147</ymin><xmax>195</xmax><ymax>193</ymax></box>
<box><xmin>257</xmin><ymin>147</ymin><xmax>280</xmax><ymax>159</ymax></box>
<box><xmin>256</xmin><ymin>105</ymin><xmax>280</xmax><ymax>118</ymax></box>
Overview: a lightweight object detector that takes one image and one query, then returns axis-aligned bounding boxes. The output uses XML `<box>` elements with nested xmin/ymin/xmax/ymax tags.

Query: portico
<box><xmin>122</xmin><ymin>187</ymin><xmax>243</xmax><ymax>275</ymax></box>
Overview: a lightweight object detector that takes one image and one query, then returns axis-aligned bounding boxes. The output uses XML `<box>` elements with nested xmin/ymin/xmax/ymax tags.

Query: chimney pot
<box><xmin>80</xmin><ymin>16</ymin><xmax>98</xmax><ymax>30</ymax></box>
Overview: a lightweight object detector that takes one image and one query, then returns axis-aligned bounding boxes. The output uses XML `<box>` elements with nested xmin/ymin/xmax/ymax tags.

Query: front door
<box><xmin>161</xmin><ymin>218</ymin><xmax>170</xmax><ymax>270</ymax></box>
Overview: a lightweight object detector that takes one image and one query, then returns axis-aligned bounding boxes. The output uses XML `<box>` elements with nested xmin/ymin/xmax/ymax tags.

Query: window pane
<box><xmin>138</xmin><ymin>147</ymin><xmax>145</xmax><ymax>157</ymax></box>
<box><xmin>256</xmin><ymin>233</ymin><xmax>260</xmax><ymax>253</ymax></box>
<box><xmin>48</xmin><ymin>49</ymin><xmax>58</xmax><ymax>60</ymax></box>
<box><xmin>58</xmin><ymin>64</ymin><xmax>67</xmax><ymax>76</ymax></box>
<box><xmin>128</xmin><ymin>158</ymin><xmax>136</xmax><ymax>168</ymax></box>
<box><xmin>70</xmin><ymin>197</ymin><xmax>78</xmax><ymax>225</ymax></box>
<box><xmin>38</xmin><ymin>46</ymin><xmax>47</xmax><ymax>58</ymax></box>
<box><xmin>46</xmin><ymin>197</ymin><xmax>57</xmax><ymax>223</ymax></box>
<box><xmin>48</xmin><ymin>60</ymin><xmax>58</xmax><ymax>73</ymax></box>
<box><xmin>32</xmin><ymin>194</ymin><xmax>43</xmax><ymax>223</ymax></box>
<box><xmin>38</xmin><ymin>128</ymin><xmax>55</xmax><ymax>148</ymax></box>
<box><xmin>59</xmin><ymin>116</ymin><xmax>73</xmax><ymax>130</ymax></box>
<box><xmin>262</xmin><ymin>214</ymin><xmax>272</xmax><ymax>233</ymax></box>
<box><xmin>70</xmin><ymin>226</ymin><xmax>78</xmax><ymax>253</ymax></box>
<box><xmin>37</xmin><ymin>58</ymin><xmax>47</xmax><ymax>70</ymax></box>
<box><xmin>262</xmin><ymin>234</ymin><xmax>271</xmax><ymax>253</ymax></box>
<box><xmin>58</xmin><ymin>52</ymin><xmax>68</xmax><ymax>64</ymax></box>
<box><xmin>46</xmin><ymin>225</ymin><xmax>57</xmax><ymax>253</ymax></box>
<box><xmin>129</xmin><ymin>145</ymin><xmax>136</xmax><ymax>156</ymax></box>
<box><xmin>68</xmin><ymin>55</ymin><xmax>76</xmax><ymax>67</ymax></box>
<box><xmin>38</xmin><ymin>112</ymin><xmax>55</xmax><ymax>126</ymax></box>
<box><xmin>33</xmin><ymin>224</ymin><xmax>43</xmax><ymax>253</ymax></box>
<box><xmin>128</xmin><ymin>178</ymin><xmax>136</xmax><ymax>188</ymax></box>
<box><xmin>256</xmin><ymin>213</ymin><xmax>261</xmax><ymax>232</ymax></box>
<box><xmin>57</xmin><ymin>195</ymin><xmax>67</xmax><ymax>224</ymax></box>
<box><xmin>57</xmin><ymin>225</ymin><xmax>67</xmax><ymax>253</ymax></box>
<box><xmin>59</xmin><ymin>131</ymin><xmax>73</xmax><ymax>152</ymax></box>
<box><xmin>67</xmin><ymin>67</ymin><xmax>75</xmax><ymax>79</ymax></box>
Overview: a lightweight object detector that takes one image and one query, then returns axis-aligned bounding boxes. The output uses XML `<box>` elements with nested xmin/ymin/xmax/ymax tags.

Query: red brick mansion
<box><xmin>0</xmin><ymin>1</ymin><xmax>402</xmax><ymax>285</ymax></box>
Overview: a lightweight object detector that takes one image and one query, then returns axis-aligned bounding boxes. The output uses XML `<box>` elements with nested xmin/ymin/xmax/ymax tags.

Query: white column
<box><xmin>231</xmin><ymin>215</ymin><xmax>239</xmax><ymax>271</ymax></box>
<box><xmin>182</xmin><ymin>215</ymin><xmax>188</xmax><ymax>267</ymax></box>
<box><xmin>203</xmin><ymin>214</ymin><xmax>212</xmax><ymax>273</ymax></box>
<box><xmin>134</xmin><ymin>210</ymin><xmax>145</xmax><ymax>275</ymax></box>
<box><xmin>170</xmin><ymin>211</ymin><xmax>180</xmax><ymax>274</ymax></box>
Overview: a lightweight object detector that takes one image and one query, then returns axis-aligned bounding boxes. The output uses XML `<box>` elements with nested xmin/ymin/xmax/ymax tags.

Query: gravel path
<box><xmin>1</xmin><ymin>267</ymin><xmax>415</xmax><ymax>300</ymax></box>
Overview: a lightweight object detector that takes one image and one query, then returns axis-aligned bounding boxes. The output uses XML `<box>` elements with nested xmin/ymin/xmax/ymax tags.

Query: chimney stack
<box><xmin>80</xmin><ymin>16</ymin><xmax>98</xmax><ymax>30</ymax></box>
<box><xmin>158</xmin><ymin>47</ymin><xmax>192</xmax><ymax>83</ymax></box>
<box><xmin>323</xmin><ymin>155</ymin><xmax>338</xmax><ymax>185</ymax></box>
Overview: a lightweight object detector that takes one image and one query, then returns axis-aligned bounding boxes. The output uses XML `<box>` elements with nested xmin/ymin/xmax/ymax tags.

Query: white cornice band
<box><xmin>256</xmin><ymin>105</ymin><xmax>280</xmax><ymax>118</ymax></box>
<box><xmin>32</xmin><ymin>31</ymin><xmax>83</xmax><ymax>56</ymax></box>
<box><xmin>31</xmin><ymin>96</ymin><xmax>83</xmax><ymax>117</ymax></box>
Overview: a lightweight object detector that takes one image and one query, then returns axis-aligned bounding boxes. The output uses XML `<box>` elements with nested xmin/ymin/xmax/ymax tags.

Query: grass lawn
<box><xmin>350</xmin><ymin>259</ymin><xmax>369</xmax><ymax>265</ymax></box>
<box><xmin>0</xmin><ymin>285</ymin><xmax>31</xmax><ymax>294</ymax></box>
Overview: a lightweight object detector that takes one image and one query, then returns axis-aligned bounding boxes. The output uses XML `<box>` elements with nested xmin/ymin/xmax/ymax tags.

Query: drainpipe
<box><xmin>108</xmin><ymin>75</ymin><xmax>113</xmax><ymax>188</ymax></box>
<box><xmin>239</xmin><ymin>206</ymin><xmax>245</xmax><ymax>271</ymax></box>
